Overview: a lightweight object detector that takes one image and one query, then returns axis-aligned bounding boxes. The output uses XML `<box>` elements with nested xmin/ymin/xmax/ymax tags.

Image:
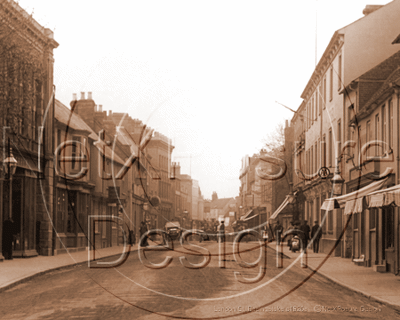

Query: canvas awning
<box><xmin>320</xmin><ymin>176</ymin><xmax>389</xmax><ymax>211</ymax></box>
<box><xmin>343</xmin><ymin>197</ymin><xmax>365</xmax><ymax>215</ymax></box>
<box><xmin>366</xmin><ymin>183</ymin><xmax>400</xmax><ymax>207</ymax></box>
<box><xmin>240</xmin><ymin>209</ymin><xmax>254</xmax><ymax>221</ymax></box>
<box><xmin>269</xmin><ymin>195</ymin><xmax>291</xmax><ymax>220</ymax></box>
<box><xmin>241</xmin><ymin>211</ymin><xmax>259</xmax><ymax>222</ymax></box>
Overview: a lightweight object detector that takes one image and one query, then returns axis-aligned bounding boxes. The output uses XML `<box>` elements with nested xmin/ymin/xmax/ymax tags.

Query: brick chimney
<box><xmin>70</xmin><ymin>92</ymin><xmax>96</xmax><ymax>130</ymax></box>
<box><xmin>363</xmin><ymin>5</ymin><xmax>384</xmax><ymax>16</ymax></box>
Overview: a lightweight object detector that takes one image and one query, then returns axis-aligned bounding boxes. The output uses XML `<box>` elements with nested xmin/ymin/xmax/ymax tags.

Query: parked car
<box><xmin>165</xmin><ymin>221</ymin><xmax>181</xmax><ymax>241</ymax></box>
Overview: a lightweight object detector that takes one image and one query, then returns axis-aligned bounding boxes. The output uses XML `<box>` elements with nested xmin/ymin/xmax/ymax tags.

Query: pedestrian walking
<box><xmin>2</xmin><ymin>217</ymin><xmax>15</xmax><ymax>260</ymax></box>
<box><xmin>274</xmin><ymin>221</ymin><xmax>283</xmax><ymax>244</ymax></box>
<box><xmin>311</xmin><ymin>220</ymin><xmax>322</xmax><ymax>253</ymax></box>
<box><xmin>287</xmin><ymin>222</ymin><xmax>294</xmax><ymax>249</ymax></box>
<box><xmin>218</xmin><ymin>220</ymin><xmax>225</xmax><ymax>243</ymax></box>
<box><xmin>262</xmin><ymin>225</ymin><xmax>269</xmax><ymax>243</ymax></box>
<box><xmin>299</xmin><ymin>220</ymin><xmax>310</xmax><ymax>251</ymax></box>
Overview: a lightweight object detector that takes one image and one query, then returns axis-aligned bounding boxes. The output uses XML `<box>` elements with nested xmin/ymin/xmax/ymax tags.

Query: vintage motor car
<box><xmin>165</xmin><ymin>221</ymin><xmax>182</xmax><ymax>241</ymax></box>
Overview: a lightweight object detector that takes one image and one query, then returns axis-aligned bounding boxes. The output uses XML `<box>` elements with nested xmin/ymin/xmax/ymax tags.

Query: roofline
<box><xmin>301</xmin><ymin>31</ymin><xmax>344</xmax><ymax>100</ymax></box>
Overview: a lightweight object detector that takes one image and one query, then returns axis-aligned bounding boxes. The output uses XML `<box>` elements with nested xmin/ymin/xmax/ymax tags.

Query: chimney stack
<box><xmin>362</xmin><ymin>5</ymin><xmax>383</xmax><ymax>16</ymax></box>
<box><xmin>72</xmin><ymin>93</ymin><xmax>77</xmax><ymax>101</ymax></box>
<box><xmin>98</xmin><ymin>104</ymin><xmax>103</xmax><ymax>112</ymax></box>
<box><xmin>80</xmin><ymin>92</ymin><xmax>85</xmax><ymax>100</ymax></box>
<box><xmin>87</xmin><ymin>92</ymin><xmax>92</xmax><ymax>100</ymax></box>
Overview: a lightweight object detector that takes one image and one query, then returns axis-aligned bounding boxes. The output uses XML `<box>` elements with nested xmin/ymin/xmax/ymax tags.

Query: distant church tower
<box><xmin>212</xmin><ymin>191</ymin><xmax>218</xmax><ymax>201</ymax></box>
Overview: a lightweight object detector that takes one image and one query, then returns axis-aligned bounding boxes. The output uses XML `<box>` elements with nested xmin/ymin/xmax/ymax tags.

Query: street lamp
<box><xmin>4</xmin><ymin>145</ymin><xmax>17</xmax><ymax>220</ymax></box>
<box><xmin>332</xmin><ymin>157</ymin><xmax>344</xmax><ymax>196</ymax></box>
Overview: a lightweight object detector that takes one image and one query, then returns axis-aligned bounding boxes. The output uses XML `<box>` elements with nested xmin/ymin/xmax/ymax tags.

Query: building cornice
<box><xmin>301</xmin><ymin>32</ymin><xmax>344</xmax><ymax>100</ymax></box>
<box><xmin>1</xmin><ymin>0</ymin><xmax>59</xmax><ymax>50</ymax></box>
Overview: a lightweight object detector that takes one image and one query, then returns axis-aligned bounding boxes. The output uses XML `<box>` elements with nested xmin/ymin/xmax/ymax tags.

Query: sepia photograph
<box><xmin>1</xmin><ymin>0</ymin><xmax>400</xmax><ymax>319</ymax></box>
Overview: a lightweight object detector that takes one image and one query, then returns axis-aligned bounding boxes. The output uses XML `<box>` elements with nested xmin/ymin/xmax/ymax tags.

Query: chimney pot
<box><xmin>109</xmin><ymin>110</ymin><xmax>112</xmax><ymax>116</ymax></box>
<box><xmin>98</xmin><ymin>104</ymin><xmax>103</xmax><ymax>112</ymax></box>
<box><xmin>80</xmin><ymin>92</ymin><xmax>85</xmax><ymax>100</ymax></box>
<box><xmin>87</xmin><ymin>92</ymin><xmax>92</xmax><ymax>100</ymax></box>
<box><xmin>94</xmin><ymin>105</ymin><xmax>97</xmax><ymax>112</ymax></box>
<box><xmin>72</xmin><ymin>93</ymin><xmax>77</xmax><ymax>101</ymax></box>
<box><xmin>362</xmin><ymin>5</ymin><xmax>384</xmax><ymax>16</ymax></box>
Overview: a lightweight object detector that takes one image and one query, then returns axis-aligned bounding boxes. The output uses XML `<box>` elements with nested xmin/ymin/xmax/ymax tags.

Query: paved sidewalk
<box><xmin>0</xmin><ymin>242</ymin><xmax>146</xmax><ymax>292</ymax></box>
<box><xmin>268</xmin><ymin>241</ymin><xmax>400</xmax><ymax>309</ymax></box>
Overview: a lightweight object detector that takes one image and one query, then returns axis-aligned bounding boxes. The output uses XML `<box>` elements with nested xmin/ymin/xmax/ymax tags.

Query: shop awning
<box><xmin>241</xmin><ymin>209</ymin><xmax>259</xmax><ymax>221</ymax></box>
<box><xmin>343</xmin><ymin>197</ymin><xmax>365</xmax><ymax>215</ymax></box>
<box><xmin>269</xmin><ymin>195</ymin><xmax>291</xmax><ymax>220</ymax></box>
<box><xmin>240</xmin><ymin>209</ymin><xmax>254</xmax><ymax>221</ymax></box>
<box><xmin>366</xmin><ymin>183</ymin><xmax>400</xmax><ymax>207</ymax></box>
<box><xmin>320</xmin><ymin>176</ymin><xmax>389</xmax><ymax>211</ymax></box>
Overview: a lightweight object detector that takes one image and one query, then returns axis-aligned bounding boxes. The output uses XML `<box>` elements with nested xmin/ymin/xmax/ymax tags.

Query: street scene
<box><xmin>1</xmin><ymin>240</ymin><xmax>398</xmax><ymax>319</ymax></box>
<box><xmin>2</xmin><ymin>0</ymin><xmax>400</xmax><ymax>319</ymax></box>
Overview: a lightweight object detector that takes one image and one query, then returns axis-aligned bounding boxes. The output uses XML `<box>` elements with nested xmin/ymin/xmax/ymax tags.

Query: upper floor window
<box><xmin>375</xmin><ymin>113</ymin><xmax>380</xmax><ymax>156</ymax></box>
<box><xmin>330</xmin><ymin>67</ymin><xmax>333</xmax><ymax>101</ymax></box>
<box><xmin>338</xmin><ymin>54</ymin><xmax>342</xmax><ymax>91</ymax></box>
<box><xmin>337</xmin><ymin>119</ymin><xmax>342</xmax><ymax>160</ymax></box>
<box><xmin>328</xmin><ymin>128</ymin><xmax>333</xmax><ymax>167</ymax></box>
<box><xmin>323</xmin><ymin>77</ymin><xmax>327</xmax><ymax>109</ymax></box>
<box><xmin>382</xmin><ymin>104</ymin><xmax>386</xmax><ymax>146</ymax></box>
<box><xmin>389</xmin><ymin>99</ymin><xmax>394</xmax><ymax>149</ymax></box>
<box><xmin>366</xmin><ymin>120</ymin><xmax>371</xmax><ymax>158</ymax></box>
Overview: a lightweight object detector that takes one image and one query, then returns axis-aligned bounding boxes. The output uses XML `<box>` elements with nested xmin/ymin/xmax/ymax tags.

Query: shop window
<box><xmin>328</xmin><ymin>211</ymin><xmax>333</xmax><ymax>232</ymax></box>
<box><xmin>57</xmin><ymin>189</ymin><xmax>67</xmax><ymax>233</ymax></box>
<box><xmin>369</xmin><ymin>208</ymin><xmax>376</xmax><ymax>230</ymax></box>
<box><xmin>353</xmin><ymin>212</ymin><xmax>358</xmax><ymax>230</ymax></box>
<box><xmin>67</xmin><ymin>191</ymin><xmax>77</xmax><ymax>234</ymax></box>
<box><xmin>385</xmin><ymin>207</ymin><xmax>394</xmax><ymax>248</ymax></box>
<box><xmin>71</xmin><ymin>136</ymin><xmax>81</xmax><ymax>171</ymax></box>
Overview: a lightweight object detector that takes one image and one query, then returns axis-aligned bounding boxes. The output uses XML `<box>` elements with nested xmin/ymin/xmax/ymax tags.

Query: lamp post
<box><xmin>332</xmin><ymin>156</ymin><xmax>344</xmax><ymax>197</ymax></box>
<box><xmin>4</xmin><ymin>144</ymin><xmax>18</xmax><ymax>220</ymax></box>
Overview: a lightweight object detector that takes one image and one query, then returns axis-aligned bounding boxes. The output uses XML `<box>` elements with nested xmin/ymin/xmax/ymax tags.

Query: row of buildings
<box><xmin>239</xmin><ymin>2</ymin><xmax>400</xmax><ymax>275</ymax></box>
<box><xmin>0</xmin><ymin>0</ymin><xmax>205</xmax><ymax>260</ymax></box>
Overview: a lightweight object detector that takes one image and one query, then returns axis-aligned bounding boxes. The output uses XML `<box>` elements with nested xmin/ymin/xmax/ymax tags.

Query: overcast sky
<box><xmin>19</xmin><ymin>0</ymin><xmax>390</xmax><ymax>199</ymax></box>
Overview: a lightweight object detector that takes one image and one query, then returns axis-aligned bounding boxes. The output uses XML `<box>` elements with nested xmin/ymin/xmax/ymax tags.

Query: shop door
<box><xmin>382</xmin><ymin>207</ymin><xmax>395</xmax><ymax>271</ymax></box>
<box><xmin>67</xmin><ymin>191</ymin><xmax>77</xmax><ymax>247</ymax></box>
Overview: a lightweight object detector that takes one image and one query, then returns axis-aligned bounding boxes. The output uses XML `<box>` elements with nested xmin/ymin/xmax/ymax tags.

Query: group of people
<box><xmin>272</xmin><ymin>220</ymin><xmax>322</xmax><ymax>253</ymax></box>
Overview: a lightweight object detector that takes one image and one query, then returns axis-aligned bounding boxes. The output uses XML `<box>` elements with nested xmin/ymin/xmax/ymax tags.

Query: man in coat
<box><xmin>299</xmin><ymin>220</ymin><xmax>310</xmax><ymax>252</ymax></box>
<box><xmin>311</xmin><ymin>220</ymin><xmax>322</xmax><ymax>253</ymax></box>
<box><xmin>274</xmin><ymin>221</ymin><xmax>284</xmax><ymax>244</ymax></box>
<box><xmin>218</xmin><ymin>220</ymin><xmax>225</xmax><ymax>243</ymax></box>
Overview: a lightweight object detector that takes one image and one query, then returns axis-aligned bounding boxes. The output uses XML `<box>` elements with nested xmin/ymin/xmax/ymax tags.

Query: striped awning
<box><xmin>368</xmin><ymin>194</ymin><xmax>384</xmax><ymax>208</ymax></box>
<box><xmin>321</xmin><ymin>176</ymin><xmax>389</xmax><ymax>211</ymax></box>
<box><xmin>269</xmin><ymin>196</ymin><xmax>290</xmax><ymax>220</ymax></box>
<box><xmin>344</xmin><ymin>197</ymin><xmax>364</xmax><ymax>215</ymax></box>
<box><xmin>321</xmin><ymin>199</ymin><xmax>338</xmax><ymax>211</ymax></box>
<box><xmin>367</xmin><ymin>183</ymin><xmax>400</xmax><ymax>207</ymax></box>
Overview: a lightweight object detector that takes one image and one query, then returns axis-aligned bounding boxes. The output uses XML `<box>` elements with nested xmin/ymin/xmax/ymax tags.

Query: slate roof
<box><xmin>55</xmin><ymin>100</ymin><xmax>124</xmax><ymax>165</ymax></box>
<box><xmin>352</xmin><ymin>50</ymin><xmax>400</xmax><ymax>120</ymax></box>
